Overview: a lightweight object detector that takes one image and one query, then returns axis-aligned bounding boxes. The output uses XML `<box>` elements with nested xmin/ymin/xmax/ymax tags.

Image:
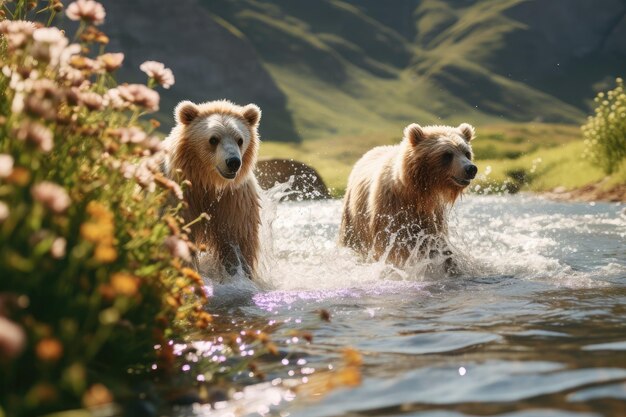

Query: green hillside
<box><xmin>201</xmin><ymin>0</ymin><xmax>624</xmax><ymax>141</ymax></box>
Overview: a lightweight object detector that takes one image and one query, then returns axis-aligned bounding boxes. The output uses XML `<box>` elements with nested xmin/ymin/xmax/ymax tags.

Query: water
<box><xmin>186</xmin><ymin>195</ymin><xmax>626</xmax><ymax>417</ymax></box>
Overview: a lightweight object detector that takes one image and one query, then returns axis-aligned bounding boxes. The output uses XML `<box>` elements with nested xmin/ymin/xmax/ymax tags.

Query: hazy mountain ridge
<box><xmin>98</xmin><ymin>0</ymin><xmax>626</xmax><ymax>141</ymax></box>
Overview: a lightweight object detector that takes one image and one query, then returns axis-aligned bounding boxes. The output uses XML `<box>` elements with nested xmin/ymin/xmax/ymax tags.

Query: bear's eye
<box><xmin>442</xmin><ymin>151</ymin><xmax>453</xmax><ymax>164</ymax></box>
<box><xmin>237</xmin><ymin>137</ymin><xmax>243</xmax><ymax>147</ymax></box>
<box><xmin>209</xmin><ymin>136</ymin><xmax>219</xmax><ymax>146</ymax></box>
<box><xmin>465</xmin><ymin>151</ymin><xmax>472</xmax><ymax>160</ymax></box>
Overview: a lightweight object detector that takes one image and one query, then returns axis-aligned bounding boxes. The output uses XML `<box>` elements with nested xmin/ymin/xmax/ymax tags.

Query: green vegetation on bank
<box><xmin>0</xmin><ymin>3</ymin><xmax>266</xmax><ymax>415</ymax></box>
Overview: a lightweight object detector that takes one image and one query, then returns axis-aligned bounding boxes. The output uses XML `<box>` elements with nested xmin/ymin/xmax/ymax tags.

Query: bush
<box><xmin>582</xmin><ymin>77</ymin><xmax>626</xmax><ymax>174</ymax></box>
<box><xmin>0</xmin><ymin>2</ymin><xmax>211</xmax><ymax>415</ymax></box>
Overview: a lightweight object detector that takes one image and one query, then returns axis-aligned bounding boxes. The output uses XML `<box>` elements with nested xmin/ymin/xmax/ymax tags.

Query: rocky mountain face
<box><xmin>95</xmin><ymin>0</ymin><xmax>626</xmax><ymax>141</ymax></box>
<box><xmin>99</xmin><ymin>0</ymin><xmax>299</xmax><ymax>141</ymax></box>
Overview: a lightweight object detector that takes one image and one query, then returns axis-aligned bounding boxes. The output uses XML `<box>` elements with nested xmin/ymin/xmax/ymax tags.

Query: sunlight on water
<box><xmin>191</xmin><ymin>188</ymin><xmax>626</xmax><ymax>417</ymax></box>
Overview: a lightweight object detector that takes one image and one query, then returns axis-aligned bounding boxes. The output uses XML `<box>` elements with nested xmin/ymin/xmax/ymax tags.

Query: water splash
<box><xmin>199</xmin><ymin>185</ymin><xmax>626</xmax><ymax>306</ymax></box>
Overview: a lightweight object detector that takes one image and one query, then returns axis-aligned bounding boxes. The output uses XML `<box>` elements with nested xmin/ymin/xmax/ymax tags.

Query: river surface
<box><xmin>181</xmin><ymin>195</ymin><xmax>626</xmax><ymax>417</ymax></box>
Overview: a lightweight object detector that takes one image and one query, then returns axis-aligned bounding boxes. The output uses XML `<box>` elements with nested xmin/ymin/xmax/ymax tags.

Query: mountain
<box><xmin>95</xmin><ymin>0</ymin><xmax>626</xmax><ymax>141</ymax></box>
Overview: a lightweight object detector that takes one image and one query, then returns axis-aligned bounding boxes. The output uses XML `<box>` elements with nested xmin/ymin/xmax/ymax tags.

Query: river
<box><xmin>180</xmin><ymin>194</ymin><xmax>626</xmax><ymax>417</ymax></box>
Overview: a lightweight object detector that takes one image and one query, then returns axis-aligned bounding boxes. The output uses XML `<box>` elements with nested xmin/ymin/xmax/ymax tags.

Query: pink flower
<box><xmin>50</xmin><ymin>237</ymin><xmax>67</xmax><ymax>259</ymax></box>
<box><xmin>116</xmin><ymin>84</ymin><xmax>160</xmax><ymax>111</ymax></box>
<box><xmin>0</xmin><ymin>20</ymin><xmax>37</xmax><ymax>51</ymax></box>
<box><xmin>0</xmin><ymin>317</ymin><xmax>25</xmax><ymax>359</ymax></box>
<box><xmin>79</xmin><ymin>91</ymin><xmax>104</xmax><ymax>111</ymax></box>
<box><xmin>31</xmin><ymin>181</ymin><xmax>71</xmax><ymax>214</ymax></box>
<box><xmin>31</xmin><ymin>27</ymin><xmax>69</xmax><ymax>66</ymax></box>
<box><xmin>66</xmin><ymin>0</ymin><xmax>106</xmax><ymax>25</ymax></box>
<box><xmin>110</xmin><ymin>127</ymin><xmax>147</xmax><ymax>144</ymax></box>
<box><xmin>0</xmin><ymin>154</ymin><xmax>14</xmax><ymax>178</ymax></box>
<box><xmin>14</xmin><ymin>122</ymin><xmax>54</xmax><ymax>152</ymax></box>
<box><xmin>140</xmin><ymin>61</ymin><xmax>175</xmax><ymax>89</ymax></box>
<box><xmin>164</xmin><ymin>236</ymin><xmax>191</xmax><ymax>262</ymax></box>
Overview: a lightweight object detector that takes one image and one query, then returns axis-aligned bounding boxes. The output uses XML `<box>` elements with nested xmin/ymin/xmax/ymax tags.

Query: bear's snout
<box><xmin>226</xmin><ymin>157</ymin><xmax>242</xmax><ymax>173</ymax></box>
<box><xmin>465</xmin><ymin>164</ymin><xmax>477</xmax><ymax>179</ymax></box>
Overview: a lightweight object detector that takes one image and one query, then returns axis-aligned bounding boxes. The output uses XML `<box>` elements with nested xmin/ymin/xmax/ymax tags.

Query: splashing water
<box><xmin>192</xmin><ymin>188</ymin><xmax>626</xmax><ymax>417</ymax></box>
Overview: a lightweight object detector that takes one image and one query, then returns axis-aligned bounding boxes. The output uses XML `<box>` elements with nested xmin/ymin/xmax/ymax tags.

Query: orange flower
<box><xmin>82</xmin><ymin>384</ymin><xmax>113</xmax><ymax>408</ymax></box>
<box><xmin>110</xmin><ymin>272</ymin><xmax>139</xmax><ymax>296</ymax></box>
<box><xmin>97</xmin><ymin>52</ymin><xmax>124</xmax><ymax>72</ymax></box>
<box><xmin>36</xmin><ymin>337</ymin><xmax>63</xmax><ymax>361</ymax></box>
<box><xmin>94</xmin><ymin>244</ymin><xmax>117</xmax><ymax>263</ymax></box>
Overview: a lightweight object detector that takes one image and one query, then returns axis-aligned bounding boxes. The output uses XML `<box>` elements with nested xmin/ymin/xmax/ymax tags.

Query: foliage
<box><xmin>582</xmin><ymin>77</ymin><xmax>626</xmax><ymax>174</ymax></box>
<box><xmin>0</xmin><ymin>1</ymin><xmax>213</xmax><ymax>415</ymax></box>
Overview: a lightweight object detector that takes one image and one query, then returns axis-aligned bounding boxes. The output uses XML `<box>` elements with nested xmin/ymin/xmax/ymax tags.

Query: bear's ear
<box><xmin>175</xmin><ymin>101</ymin><xmax>199</xmax><ymax>125</ymax></box>
<box><xmin>404</xmin><ymin>123</ymin><xmax>426</xmax><ymax>146</ymax></box>
<box><xmin>458</xmin><ymin>123</ymin><xmax>475</xmax><ymax>142</ymax></box>
<box><xmin>242</xmin><ymin>103</ymin><xmax>261</xmax><ymax>127</ymax></box>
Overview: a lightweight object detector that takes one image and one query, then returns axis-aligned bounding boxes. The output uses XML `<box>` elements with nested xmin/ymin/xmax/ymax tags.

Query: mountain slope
<box><xmin>95</xmin><ymin>0</ymin><xmax>625</xmax><ymax>141</ymax></box>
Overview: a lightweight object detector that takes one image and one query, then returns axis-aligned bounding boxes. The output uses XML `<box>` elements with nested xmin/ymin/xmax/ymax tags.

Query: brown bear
<box><xmin>162</xmin><ymin>100</ymin><xmax>262</xmax><ymax>278</ymax></box>
<box><xmin>338</xmin><ymin>122</ymin><xmax>477</xmax><ymax>267</ymax></box>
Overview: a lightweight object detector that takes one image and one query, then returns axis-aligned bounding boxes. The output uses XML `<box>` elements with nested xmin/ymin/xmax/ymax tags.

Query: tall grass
<box><xmin>582</xmin><ymin>77</ymin><xmax>626</xmax><ymax>174</ymax></box>
<box><xmin>0</xmin><ymin>1</ymin><xmax>213</xmax><ymax>415</ymax></box>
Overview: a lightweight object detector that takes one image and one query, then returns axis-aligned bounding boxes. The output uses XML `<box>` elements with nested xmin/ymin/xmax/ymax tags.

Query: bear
<box><xmin>162</xmin><ymin>99</ymin><xmax>262</xmax><ymax>279</ymax></box>
<box><xmin>338</xmin><ymin>122</ymin><xmax>477</xmax><ymax>268</ymax></box>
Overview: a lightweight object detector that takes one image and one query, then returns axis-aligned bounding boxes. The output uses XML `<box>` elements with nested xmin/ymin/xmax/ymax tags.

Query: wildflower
<box><xmin>195</xmin><ymin>311</ymin><xmax>213</xmax><ymax>329</ymax></box>
<box><xmin>80</xmin><ymin>25</ymin><xmax>109</xmax><ymax>44</ymax></box>
<box><xmin>103</xmin><ymin>87</ymin><xmax>125</xmax><ymax>109</ymax></box>
<box><xmin>14</xmin><ymin>121</ymin><xmax>54</xmax><ymax>152</ymax></box>
<box><xmin>59</xmin><ymin>66</ymin><xmax>85</xmax><ymax>86</ymax></box>
<box><xmin>0</xmin><ymin>317</ymin><xmax>25</xmax><ymax>358</ymax></box>
<box><xmin>66</xmin><ymin>0</ymin><xmax>106</xmax><ymax>25</ymax></box>
<box><xmin>83</xmin><ymin>384</ymin><xmax>113</xmax><ymax>408</ymax></box>
<box><xmin>110</xmin><ymin>126</ymin><xmax>147</xmax><ymax>144</ymax></box>
<box><xmin>51</xmin><ymin>0</ymin><xmax>64</xmax><ymax>12</ymax></box>
<box><xmin>0</xmin><ymin>20</ymin><xmax>37</xmax><ymax>51</ymax></box>
<box><xmin>165</xmin><ymin>237</ymin><xmax>191</xmax><ymax>261</ymax></box>
<box><xmin>31</xmin><ymin>181</ymin><xmax>71</xmax><ymax>214</ymax></box>
<box><xmin>50</xmin><ymin>237</ymin><xmax>67</xmax><ymax>259</ymax></box>
<box><xmin>142</xmin><ymin>135</ymin><xmax>165</xmax><ymax>154</ymax></box>
<box><xmin>97</xmin><ymin>52</ymin><xmax>124</xmax><ymax>72</ymax></box>
<box><xmin>36</xmin><ymin>337</ymin><xmax>63</xmax><ymax>361</ymax></box>
<box><xmin>32</xmin><ymin>27</ymin><xmax>69</xmax><ymax>65</ymax></box>
<box><xmin>0</xmin><ymin>154</ymin><xmax>14</xmax><ymax>178</ymax></box>
<box><xmin>7</xmin><ymin>167</ymin><xmax>30</xmax><ymax>186</ymax></box>
<box><xmin>110</xmin><ymin>272</ymin><xmax>140</xmax><ymax>296</ymax></box>
<box><xmin>94</xmin><ymin>245</ymin><xmax>117</xmax><ymax>263</ymax></box>
<box><xmin>155</xmin><ymin>174</ymin><xmax>183</xmax><ymax>200</ymax></box>
<box><xmin>116</xmin><ymin>83</ymin><xmax>160</xmax><ymax>111</ymax></box>
<box><xmin>140</xmin><ymin>61</ymin><xmax>175</xmax><ymax>89</ymax></box>
<box><xmin>69</xmin><ymin>55</ymin><xmax>102</xmax><ymax>73</ymax></box>
<box><xmin>79</xmin><ymin>91</ymin><xmax>104</xmax><ymax>110</ymax></box>
<box><xmin>0</xmin><ymin>201</ymin><xmax>9</xmax><ymax>222</ymax></box>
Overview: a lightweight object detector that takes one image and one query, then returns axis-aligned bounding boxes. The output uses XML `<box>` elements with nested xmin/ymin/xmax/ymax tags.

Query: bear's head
<box><xmin>169</xmin><ymin>99</ymin><xmax>261</xmax><ymax>189</ymax></box>
<box><xmin>400</xmin><ymin>122</ymin><xmax>477</xmax><ymax>204</ymax></box>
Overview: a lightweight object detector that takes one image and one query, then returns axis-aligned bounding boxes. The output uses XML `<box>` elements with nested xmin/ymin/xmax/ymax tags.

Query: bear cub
<box><xmin>163</xmin><ymin>100</ymin><xmax>262</xmax><ymax>279</ymax></box>
<box><xmin>339</xmin><ymin>122</ymin><xmax>477</xmax><ymax>268</ymax></box>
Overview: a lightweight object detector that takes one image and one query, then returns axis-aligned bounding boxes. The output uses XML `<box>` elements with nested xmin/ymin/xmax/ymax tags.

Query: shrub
<box><xmin>582</xmin><ymin>77</ymin><xmax>626</xmax><ymax>174</ymax></box>
<box><xmin>0</xmin><ymin>2</ymin><xmax>211</xmax><ymax>415</ymax></box>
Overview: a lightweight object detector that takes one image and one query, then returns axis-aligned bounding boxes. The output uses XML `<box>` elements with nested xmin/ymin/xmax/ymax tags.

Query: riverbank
<box><xmin>540</xmin><ymin>181</ymin><xmax>626</xmax><ymax>203</ymax></box>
